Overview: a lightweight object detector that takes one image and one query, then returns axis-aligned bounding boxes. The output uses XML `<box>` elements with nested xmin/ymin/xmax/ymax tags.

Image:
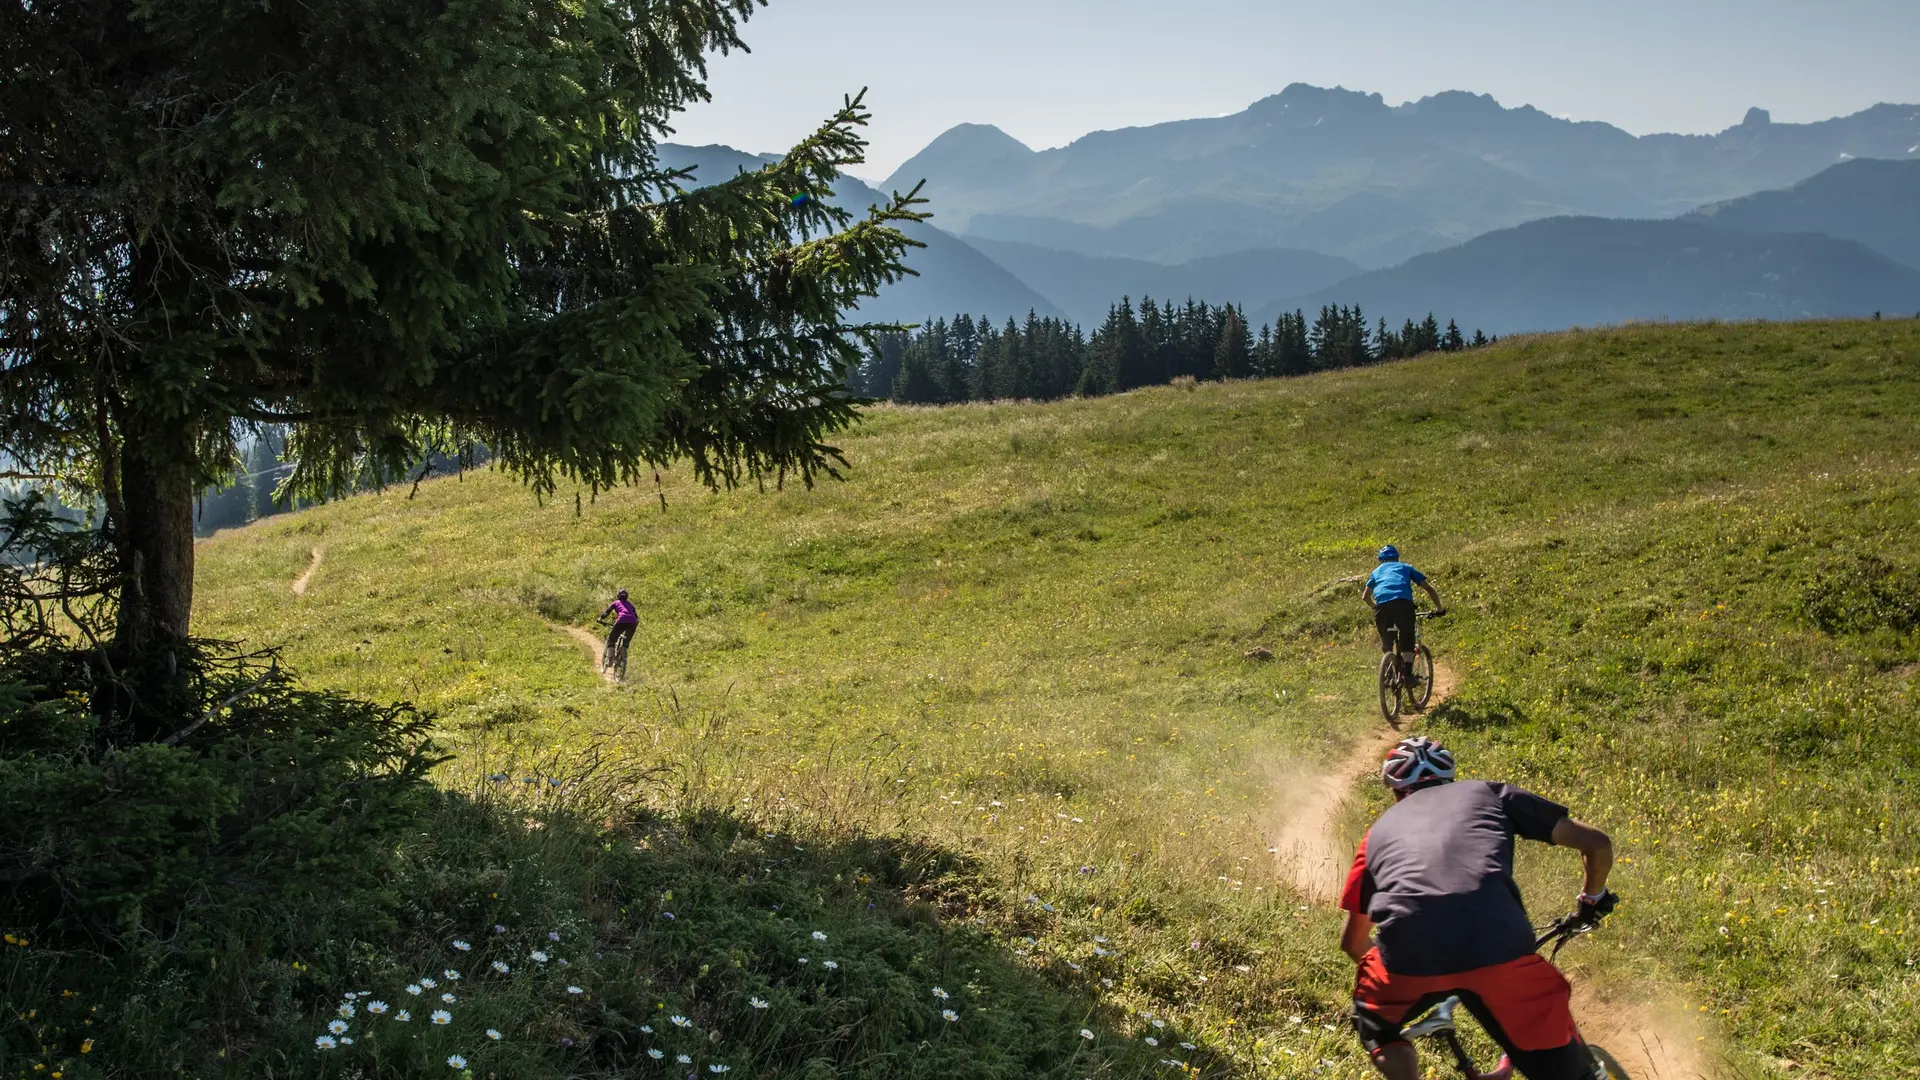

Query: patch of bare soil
<box><xmin>1574</xmin><ymin>982</ymin><xmax>1715</xmax><ymax>1079</ymax></box>
<box><xmin>1266</xmin><ymin>665</ymin><xmax>1457</xmax><ymax>898</ymax></box>
<box><xmin>560</xmin><ymin>624</ymin><xmax>619</xmax><ymax>683</ymax></box>
<box><xmin>290</xmin><ymin>548</ymin><xmax>324</xmax><ymax>595</ymax></box>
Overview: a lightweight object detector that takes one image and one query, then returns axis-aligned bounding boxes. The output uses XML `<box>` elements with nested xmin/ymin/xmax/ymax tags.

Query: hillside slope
<box><xmin>199</xmin><ymin>322</ymin><xmax>1920</xmax><ymax>1077</ymax></box>
<box><xmin>1686</xmin><ymin>157</ymin><xmax>1920</xmax><ymax>269</ymax></box>
<box><xmin>1258</xmin><ymin>215</ymin><xmax>1920</xmax><ymax>333</ymax></box>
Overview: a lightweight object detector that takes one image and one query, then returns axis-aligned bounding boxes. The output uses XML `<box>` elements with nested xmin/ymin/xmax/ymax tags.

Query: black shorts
<box><xmin>608</xmin><ymin>622</ymin><xmax>637</xmax><ymax>649</ymax></box>
<box><xmin>1375</xmin><ymin>598</ymin><xmax>1417</xmax><ymax>654</ymax></box>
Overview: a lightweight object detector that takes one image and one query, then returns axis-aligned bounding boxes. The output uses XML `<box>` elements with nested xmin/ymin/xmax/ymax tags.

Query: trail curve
<box><xmin>291</xmin><ymin>548</ymin><xmax>325</xmax><ymax>595</ymax></box>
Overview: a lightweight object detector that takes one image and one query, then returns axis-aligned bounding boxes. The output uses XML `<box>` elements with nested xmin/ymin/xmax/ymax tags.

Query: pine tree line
<box><xmin>854</xmin><ymin>298</ymin><xmax>1493</xmax><ymax>404</ymax></box>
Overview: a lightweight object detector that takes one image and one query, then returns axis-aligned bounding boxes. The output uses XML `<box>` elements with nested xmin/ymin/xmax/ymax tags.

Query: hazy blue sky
<box><xmin>670</xmin><ymin>0</ymin><xmax>1920</xmax><ymax>179</ymax></box>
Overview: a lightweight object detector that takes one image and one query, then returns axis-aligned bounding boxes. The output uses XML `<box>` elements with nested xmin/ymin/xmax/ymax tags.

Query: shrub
<box><xmin>0</xmin><ymin>646</ymin><xmax>439</xmax><ymax>1072</ymax></box>
<box><xmin>1800</xmin><ymin>554</ymin><xmax>1920</xmax><ymax>638</ymax></box>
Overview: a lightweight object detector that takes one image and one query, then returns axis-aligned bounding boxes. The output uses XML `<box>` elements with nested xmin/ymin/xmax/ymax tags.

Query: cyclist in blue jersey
<box><xmin>1364</xmin><ymin>546</ymin><xmax>1445</xmax><ymax>684</ymax></box>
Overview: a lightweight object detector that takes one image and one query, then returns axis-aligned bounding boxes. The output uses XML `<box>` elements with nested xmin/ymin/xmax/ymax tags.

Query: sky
<box><xmin>669</xmin><ymin>0</ymin><xmax>1920</xmax><ymax>180</ymax></box>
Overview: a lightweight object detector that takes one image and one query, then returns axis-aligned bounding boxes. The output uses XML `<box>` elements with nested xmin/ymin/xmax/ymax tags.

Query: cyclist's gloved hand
<box><xmin>1574</xmin><ymin>889</ymin><xmax>1618</xmax><ymax>929</ymax></box>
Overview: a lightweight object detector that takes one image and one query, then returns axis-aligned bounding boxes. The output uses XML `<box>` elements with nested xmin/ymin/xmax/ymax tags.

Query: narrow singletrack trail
<box><xmin>1268</xmin><ymin>663</ymin><xmax>1457</xmax><ymax>899</ymax></box>
<box><xmin>290</xmin><ymin>548</ymin><xmax>325</xmax><ymax>595</ymax></box>
<box><xmin>559</xmin><ymin>624</ymin><xmax>620</xmax><ymax>684</ymax></box>
<box><xmin>1267</xmin><ymin>664</ymin><xmax>1714</xmax><ymax>1078</ymax></box>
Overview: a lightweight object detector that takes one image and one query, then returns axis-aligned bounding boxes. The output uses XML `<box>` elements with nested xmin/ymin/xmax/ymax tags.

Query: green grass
<box><xmin>179</xmin><ymin>320</ymin><xmax>1920</xmax><ymax>1078</ymax></box>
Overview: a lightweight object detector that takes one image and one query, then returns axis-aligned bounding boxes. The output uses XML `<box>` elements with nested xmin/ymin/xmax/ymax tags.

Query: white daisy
<box><xmin>669</xmin><ymin>1015</ymin><xmax>691</xmax><ymax>1028</ymax></box>
<box><xmin>1145</xmin><ymin>1037</ymin><xmax>1159</xmax><ymax>1047</ymax></box>
<box><xmin>447</xmin><ymin>1054</ymin><xmax>467</xmax><ymax>1069</ymax></box>
<box><xmin>328</xmin><ymin>1019</ymin><xmax>348</xmax><ymax>1035</ymax></box>
<box><xmin>339</xmin><ymin>1037</ymin><xmax>354</xmax><ymax>1045</ymax></box>
<box><xmin>811</xmin><ymin>931</ymin><xmax>827</xmax><ymax>942</ymax></box>
<box><xmin>396</xmin><ymin>1010</ymin><xmax>412</xmax><ymax>1022</ymax></box>
<box><xmin>367</xmin><ymin>1001</ymin><xmax>389</xmax><ymax>1015</ymax></box>
<box><xmin>336</xmin><ymin>1003</ymin><xmax>355</xmax><ymax>1019</ymax></box>
<box><xmin>315</xmin><ymin>1035</ymin><xmax>338</xmax><ymax>1050</ymax></box>
<box><xmin>406</xmin><ymin>984</ymin><xmax>423</xmax><ymax>996</ymax></box>
<box><xmin>1151</xmin><ymin>1019</ymin><xmax>1166</xmax><ymax>1029</ymax></box>
<box><xmin>431</xmin><ymin>1010</ymin><xmax>452</xmax><ymax>1025</ymax></box>
<box><xmin>942</xmin><ymin>1009</ymin><xmax>959</xmax><ymax>1022</ymax></box>
<box><xmin>443</xmin><ymin>969</ymin><xmax>461</xmax><ymax>981</ymax></box>
<box><xmin>442</xmin><ymin>993</ymin><xmax>457</xmax><ymax>1004</ymax></box>
<box><xmin>931</xmin><ymin>987</ymin><xmax>949</xmax><ymax>1000</ymax></box>
<box><xmin>486</xmin><ymin>1029</ymin><xmax>502</xmax><ymax>1041</ymax></box>
<box><xmin>677</xmin><ymin>1054</ymin><xmax>692</xmax><ymax>1064</ymax></box>
<box><xmin>530</xmin><ymin>950</ymin><xmax>549</xmax><ymax>963</ymax></box>
<box><xmin>420</xmin><ymin>977</ymin><xmax>438</xmax><ymax>990</ymax></box>
<box><xmin>1080</xmin><ymin>1029</ymin><xmax>1095</xmax><ymax>1040</ymax></box>
<box><xmin>491</xmin><ymin>961</ymin><xmax>511</xmax><ymax>974</ymax></box>
<box><xmin>749</xmin><ymin>997</ymin><xmax>770</xmax><ymax>1010</ymax></box>
<box><xmin>1180</xmin><ymin>1042</ymin><xmax>1196</xmax><ymax>1050</ymax></box>
<box><xmin>640</xmin><ymin>1025</ymin><xmax>653</xmax><ymax>1034</ymax></box>
<box><xmin>822</xmin><ymin>960</ymin><xmax>838</xmax><ymax>970</ymax></box>
<box><xmin>647</xmin><ymin>1049</ymin><xmax>664</xmax><ymax>1060</ymax></box>
<box><xmin>709</xmin><ymin>1066</ymin><xmax>731</xmax><ymax>1074</ymax></box>
<box><xmin>452</xmin><ymin>940</ymin><xmax>472</xmax><ymax>952</ymax></box>
<box><xmin>797</xmin><ymin>957</ymin><xmax>809</xmax><ymax>965</ymax></box>
<box><xmin>567</xmin><ymin>986</ymin><xmax>584</xmax><ymax>995</ymax></box>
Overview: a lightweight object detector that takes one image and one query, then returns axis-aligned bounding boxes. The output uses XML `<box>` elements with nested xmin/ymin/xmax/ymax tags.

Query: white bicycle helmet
<box><xmin>1381</xmin><ymin>735</ymin><xmax>1456</xmax><ymax>791</ymax></box>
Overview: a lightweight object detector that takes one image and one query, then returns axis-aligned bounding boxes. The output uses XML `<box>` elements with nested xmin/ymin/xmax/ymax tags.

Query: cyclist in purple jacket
<box><xmin>599</xmin><ymin>589</ymin><xmax>639</xmax><ymax>656</ymax></box>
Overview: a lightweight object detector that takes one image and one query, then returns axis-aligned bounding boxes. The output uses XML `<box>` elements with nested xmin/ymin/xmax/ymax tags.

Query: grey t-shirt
<box><xmin>1340</xmin><ymin>779</ymin><xmax>1569</xmax><ymax>976</ymax></box>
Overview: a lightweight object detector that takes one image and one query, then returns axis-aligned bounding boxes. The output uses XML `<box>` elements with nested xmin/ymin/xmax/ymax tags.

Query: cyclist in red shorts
<box><xmin>1340</xmin><ymin>736</ymin><xmax>1618</xmax><ymax>1080</ymax></box>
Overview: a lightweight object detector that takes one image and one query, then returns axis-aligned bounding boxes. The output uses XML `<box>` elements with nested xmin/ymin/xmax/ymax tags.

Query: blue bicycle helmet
<box><xmin>1377</xmin><ymin>545</ymin><xmax>1400</xmax><ymax>562</ymax></box>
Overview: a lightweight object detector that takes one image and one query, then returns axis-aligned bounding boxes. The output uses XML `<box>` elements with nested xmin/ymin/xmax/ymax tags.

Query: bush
<box><xmin>1800</xmin><ymin>554</ymin><xmax>1920</xmax><ymax>638</ymax></box>
<box><xmin>0</xmin><ymin>646</ymin><xmax>439</xmax><ymax>1073</ymax></box>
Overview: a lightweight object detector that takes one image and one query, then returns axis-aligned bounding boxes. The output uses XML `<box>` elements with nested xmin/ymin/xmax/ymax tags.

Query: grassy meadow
<box><xmin>179</xmin><ymin>321</ymin><xmax>1918</xmax><ymax>1078</ymax></box>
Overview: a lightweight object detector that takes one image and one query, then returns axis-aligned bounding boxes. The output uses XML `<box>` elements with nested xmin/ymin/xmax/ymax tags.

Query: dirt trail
<box><xmin>559</xmin><ymin>624</ymin><xmax>619</xmax><ymax>684</ymax></box>
<box><xmin>1573</xmin><ymin>984</ymin><xmax>1713</xmax><ymax>1080</ymax></box>
<box><xmin>1267</xmin><ymin>664</ymin><xmax>1457</xmax><ymax>899</ymax></box>
<box><xmin>1266</xmin><ymin>664</ymin><xmax>1715</xmax><ymax>1078</ymax></box>
<box><xmin>290</xmin><ymin>548</ymin><xmax>324</xmax><ymax>595</ymax></box>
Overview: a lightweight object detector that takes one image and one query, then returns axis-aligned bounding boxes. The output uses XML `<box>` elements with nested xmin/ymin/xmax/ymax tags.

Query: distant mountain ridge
<box><xmin>884</xmin><ymin>84</ymin><xmax>1920</xmax><ymax>266</ymax></box>
<box><xmin>964</xmin><ymin>239</ymin><xmax>1359</xmax><ymax>326</ymax></box>
<box><xmin>1256</xmin><ymin>215</ymin><xmax>1920</xmax><ymax>335</ymax></box>
<box><xmin>655</xmin><ymin>143</ymin><xmax>1061</xmax><ymax>325</ymax></box>
<box><xmin>1685</xmin><ymin>158</ymin><xmax>1920</xmax><ymax>270</ymax></box>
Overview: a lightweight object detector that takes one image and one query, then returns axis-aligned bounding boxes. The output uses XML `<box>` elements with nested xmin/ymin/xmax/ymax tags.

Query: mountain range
<box><xmin>657</xmin><ymin>91</ymin><xmax>1920</xmax><ymax>343</ymax></box>
<box><xmin>885</xmin><ymin>84</ymin><xmax>1920</xmax><ymax>267</ymax></box>
<box><xmin>1256</xmin><ymin>214</ymin><xmax>1920</xmax><ymax>335</ymax></box>
<box><xmin>654</xmin><ymin>143</ymin><xmax>1060</xmax><ymax>325</ymax></box>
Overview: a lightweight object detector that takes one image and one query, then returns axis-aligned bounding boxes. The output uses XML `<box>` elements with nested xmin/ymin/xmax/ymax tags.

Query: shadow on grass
<box><xmin>1427</xmin><ymin>695</ymin><xmax>1528</xmax><ymax>731</ymax></box>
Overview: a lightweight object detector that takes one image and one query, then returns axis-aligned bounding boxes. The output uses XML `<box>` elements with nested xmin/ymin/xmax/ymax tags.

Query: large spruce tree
<box><xmin>1</xmin><ymin>0</ymin><xmax>922</xmax><ymax>695</ymax></box>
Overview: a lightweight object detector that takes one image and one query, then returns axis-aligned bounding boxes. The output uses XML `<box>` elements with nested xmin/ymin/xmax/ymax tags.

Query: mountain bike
<box><xmin>1400</xmin><ymin>906</ymin><xmax>1631</xmax><ymax>1079</ymax></box>
<box><xmin>1378</xmin><ymin>609</ymin><xmax>1441</xmax><ymax>723</ymax></box>
<box><xmin>596</xmin><ymin>620</ymin><xmax>631</xmax><ymax>681</ymax></box>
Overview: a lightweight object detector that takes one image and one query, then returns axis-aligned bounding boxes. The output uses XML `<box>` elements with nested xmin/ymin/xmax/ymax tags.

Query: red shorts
<box><xmin>1351</xmin><ymin>948</ymin><xmax>1577</xmax><ymax>1053</ymax></box>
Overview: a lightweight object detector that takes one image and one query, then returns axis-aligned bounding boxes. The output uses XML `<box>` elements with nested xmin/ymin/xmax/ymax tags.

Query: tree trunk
<box><xmin>112</xmin><ymin>421</ymin><xmax>196</xmax><ymax>653</ymax></box>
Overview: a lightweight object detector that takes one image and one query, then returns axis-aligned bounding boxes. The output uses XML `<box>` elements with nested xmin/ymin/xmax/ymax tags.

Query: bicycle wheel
<box><xmin>613</xmin><ymin>640</ymin><xmax>629</xmax><ymax>681</ymax></box>
<box><xmin>1412</xmin><ymin>644</ymin><xmax>1435</xmax><ymax>710</ymax></box>
<box><xmin>1588</xmin><ymin>1045</ymin><xmax>1632</xmax><ymax>1079</ymax></box>
<box><xmin>1378</xmin><ymin>653</ymin><xmax>1400</xmax><ymax>723</ymax></box>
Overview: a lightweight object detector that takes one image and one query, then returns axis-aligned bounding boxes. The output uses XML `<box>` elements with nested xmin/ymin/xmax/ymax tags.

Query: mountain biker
<box><xmin>1363</xmin><ymin>545</ymin><xmax>1445</xmax><ymax>683</ymax></box>
<box><xmin>598</xmin><ymin>589</ymin><xmax>638</xmax><ymax>658</ymax></box>
<box><xmin>1340</xmin><ymin>736</ymin><xmax>1618</xmax><ymax>1080</ymax></box>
